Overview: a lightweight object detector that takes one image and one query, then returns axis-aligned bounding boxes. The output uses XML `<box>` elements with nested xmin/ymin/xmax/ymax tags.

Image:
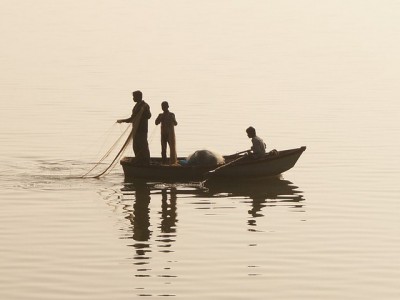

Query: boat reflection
<box><xmin>203</xmin><ymin>176</ymin><xmax>303</xmax><ymax>199</ymax></box>
<box><xmin>120</xmin><ymin>177</ymin><xmax>305</xmax><ymax>272</ymax></box>
<box><xmin>203</xmin><ymin>177</ymin><xmax>305</xmax><ymax>229</ymax></box>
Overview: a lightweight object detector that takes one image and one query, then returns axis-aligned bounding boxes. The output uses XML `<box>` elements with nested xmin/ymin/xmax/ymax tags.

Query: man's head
<box><xmin>132</xmin><ymin>90</ymin><xmax>143</xmax><ymax>102</ymax></box>
<box><xmin>246</xmin><ymin>126</ymin><xmax>256</xmax><ymax>138</ymax></box>
<box><xmin>161</xmin><ymin>101</ymin><xmax>169</xmax><ymax>112</ymax></box>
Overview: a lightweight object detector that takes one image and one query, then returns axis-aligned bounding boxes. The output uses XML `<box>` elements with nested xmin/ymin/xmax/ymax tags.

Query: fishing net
<box><xmin>82</xmin><ymin>106</ymin><xmax>145</xmax><ymax>178</ymax></box>
<box><xmin>186</xmin><ymin>150</ymin><xmax>225</xmax><ymax>166</ymax></box>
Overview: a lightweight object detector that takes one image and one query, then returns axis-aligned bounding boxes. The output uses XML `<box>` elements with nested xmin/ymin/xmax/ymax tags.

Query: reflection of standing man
<box><xmin>117</xmin><ymin>90</ymin><xmax>152</xmax><ymax>165</ymax></box>
<box><xmin>132</xmin><ymin>181</ymin><xmax>151</xmax><ymax>243</ymax></box>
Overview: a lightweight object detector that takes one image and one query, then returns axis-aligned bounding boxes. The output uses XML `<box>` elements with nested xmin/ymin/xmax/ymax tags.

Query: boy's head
<box><xmin>246</xmin><ymin>126</ymin><xmax>256</xmax><ymax>138</ymax></box>
<box><xmin>161</xmin><ymin>101</ymin><xmax>169</xmax><ymax>112</ymax></box>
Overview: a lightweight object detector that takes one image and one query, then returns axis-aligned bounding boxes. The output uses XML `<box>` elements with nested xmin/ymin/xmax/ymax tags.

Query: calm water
<box><xmin>1</xmin><ymin>1</ymin><xmax>400</xmax><ymax>299</ymax></box>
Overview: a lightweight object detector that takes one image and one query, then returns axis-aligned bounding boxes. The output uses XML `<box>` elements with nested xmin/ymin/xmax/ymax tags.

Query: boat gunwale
<box><xmin>120</xmin><ymin>146</ymin><xmax>306</xmax><ymax>170</ymax></box>
<box><xmin>221</xmin><ymin>146</ymin><xmax>306</xmax><ymax>167</ymax></box>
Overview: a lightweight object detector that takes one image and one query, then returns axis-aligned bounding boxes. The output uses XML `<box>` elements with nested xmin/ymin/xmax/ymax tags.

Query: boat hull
<box><xmin>121</xmin><ymin>159</ymin><xmax>215</xmax><ymax>181</ymax></box>
<box><xmin>120</xmin><ymin>146</ymin><xmax>306</xmax><ymax>182</ymax></box>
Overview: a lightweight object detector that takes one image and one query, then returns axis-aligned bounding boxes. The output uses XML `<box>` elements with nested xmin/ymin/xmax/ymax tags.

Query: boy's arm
<box><xmin>155</xmin><ymin>113</ymin><xmax>162</xmax><ymax>125</ymax></box>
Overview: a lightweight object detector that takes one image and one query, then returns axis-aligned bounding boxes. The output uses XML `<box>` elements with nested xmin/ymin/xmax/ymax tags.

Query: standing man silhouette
<box><xmin>117</xmin><ymin>90</ymin><xmax>151</xmax><ymax>165</ymax></box>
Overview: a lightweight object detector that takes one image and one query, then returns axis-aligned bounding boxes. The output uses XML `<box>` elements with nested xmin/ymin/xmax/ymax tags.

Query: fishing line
<box><xmin>91</xmin><ymin>129</ymin><xmax>133</xmax><ymax>178</ymax></box>
<box><xmin>76</xmin><ymin>122</ymin><xmax>118</xmax><ymax>161</ymax></box>
<box><xmin>93</xmin><ymin>122</ymin><xmax>125</xmax><ymax>160</ymax></box>
<box><xmin>81</xmin><ymin>124</ymin><xmax>131</xmax><ymax>178</ymax></box>
<box><xmin>82</xmin><ymin>106</ymin><xmax>145</xmax><ymax>178</ymax></box>
<box><xmin>148</xmin><ymin>124</ymin><xmax>158</xmax><ymax>145</ymax></box>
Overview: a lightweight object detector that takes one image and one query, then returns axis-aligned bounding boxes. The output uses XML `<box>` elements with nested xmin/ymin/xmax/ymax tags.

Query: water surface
<box><xmin>1</xmin><ymin>1</ymin><xmax>400</xmax><ymax>299</ymax></box>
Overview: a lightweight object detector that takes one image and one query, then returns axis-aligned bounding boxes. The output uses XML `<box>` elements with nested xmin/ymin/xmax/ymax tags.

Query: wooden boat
<box><xmin>120</xmin><ymin>146</ymin><xmax>306</xmax><ymax>182</ymax></box>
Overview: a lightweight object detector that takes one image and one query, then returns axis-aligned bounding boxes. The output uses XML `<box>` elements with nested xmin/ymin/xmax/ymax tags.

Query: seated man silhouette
<box><xmin>246</xmin><ymin>126</ymin><xmax>266</xmax><ymax>159</ymax></box>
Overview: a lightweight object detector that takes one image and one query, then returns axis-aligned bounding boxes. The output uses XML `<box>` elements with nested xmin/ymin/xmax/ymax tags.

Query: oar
<box><xmin>207</xmin><ymin>154</ymin><xmax>248</xmax><ymax>176</ymax></box>
<box><xmin>225</xmin><ymin>149</ymin><xmax>251</xmax><ymax>158</ymax></box>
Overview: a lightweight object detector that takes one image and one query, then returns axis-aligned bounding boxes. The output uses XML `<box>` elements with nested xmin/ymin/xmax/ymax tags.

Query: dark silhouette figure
<box><xmin>155</xmin><ymin>101</ymin><xmax>178</xmax><ymax>165</ymax></box>
<box><xmin>160</xmin><ymin>188</ymin><xmax>177</xmax><ymax>234</ymax></box>
<box><xmin>127</xmin><ymin>180</ymin><xmax>152</xmax><ymax>260</ymax></box>
<box><xmin>247</xmin><ymin>194</ymin><xmax>267</xmax><ymax>229</ymax></box>
<box><xmin>132</xmin><ymin>182</ymin><xmax>152</xmax><ymax>243</ymax></box>
<box><xmin>117</xmin><ymin>90</ymin><xmax>152</xmax><ymax>165</ymax></box>
<box><xmin>246</xmin><ymin>126</ymin><xmax>266</xmax><ymax>159</ymax></box>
